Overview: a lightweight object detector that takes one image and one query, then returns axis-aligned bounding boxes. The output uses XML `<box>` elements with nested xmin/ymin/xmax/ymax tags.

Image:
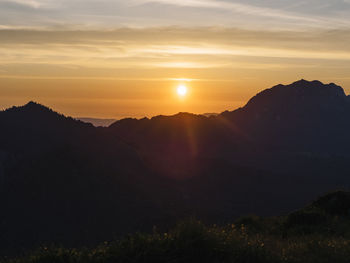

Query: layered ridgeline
<box><xmin>1</xmin><ymin>80</ymin><xmax>350</xmax><ymax>252</ymax></box>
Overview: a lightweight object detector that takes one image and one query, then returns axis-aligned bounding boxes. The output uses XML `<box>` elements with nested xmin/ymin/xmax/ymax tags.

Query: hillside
<box><xmin>110</xmin><ymin>80</ymin><xmax>350</xmax><ymax>176</ymax></box>
<box><xmin>0</xmin><ymin>102</ymin><xmax>180</xmax><ymax>253</ymax></box>
<box><xmin>1</xmin><ymin>80</ymin><xmax>350</xmax><ymax>253</ymax></box>
<box><xmin>4</xmin><ymin>191</ymin><xmax>350</xmax><ymax>263</ymax></box>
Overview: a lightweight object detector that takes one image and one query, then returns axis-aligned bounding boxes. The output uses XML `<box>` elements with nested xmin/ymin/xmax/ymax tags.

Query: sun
<box><xmin>177</xmin><ymin>85</ymin><xmax>188</xmax><ymax>97</ymax></box>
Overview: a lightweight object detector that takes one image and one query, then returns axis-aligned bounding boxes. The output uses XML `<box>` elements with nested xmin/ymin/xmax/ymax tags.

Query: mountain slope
<box><xmin>0</xmin><ymin>102</ymin><xmax>180</xmax><ymax>252</ymax></box>
<box><xmin>108</xmin><ymin>79</ymin><xmax>350</xmax><ymax>221</ymax></box>
<box><xmin>2</xmin><ymin>80</ymin><xmax>350</xmax><ymax>253</ymax></box>
<box><xmin>110</xmin><ymin>80</ymin><xmax>350</xmax><ymax>178</ymax></box>
<box><xmin>221</xmin><ymin>79</ymin><xmax>350</xmax><ymax>152</ymax></box>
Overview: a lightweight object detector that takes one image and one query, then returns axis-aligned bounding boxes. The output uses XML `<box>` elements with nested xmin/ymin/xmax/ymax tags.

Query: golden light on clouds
<box><xmin>1</xmin><ymin>27</ymin><xmax>350</xmax><ymax>118</ymax></box>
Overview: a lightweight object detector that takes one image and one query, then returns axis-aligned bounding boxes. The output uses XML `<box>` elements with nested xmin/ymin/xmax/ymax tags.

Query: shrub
<box><xmin>311</xmin><ymin>191</ymin><xmax>350</xmax><ymax>216</ymax></box>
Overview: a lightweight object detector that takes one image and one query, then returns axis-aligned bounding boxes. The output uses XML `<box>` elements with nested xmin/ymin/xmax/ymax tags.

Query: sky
<box><xmin>1</xmin><ymin>0</ymin><xmax>350</xmax><ymax>118</ymax></box>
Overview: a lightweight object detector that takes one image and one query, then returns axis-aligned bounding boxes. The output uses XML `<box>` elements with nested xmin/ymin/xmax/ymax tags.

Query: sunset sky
<box><xmin>1</xmin><ymin>0</ymin><xmax>350</xmax><ymax>118</ymax></box>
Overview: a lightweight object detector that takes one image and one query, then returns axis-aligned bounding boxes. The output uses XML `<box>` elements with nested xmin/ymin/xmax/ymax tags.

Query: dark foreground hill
<box><xmin>1</xmin><ymin>80</ymin><xmax>350</xmax><ymax>253</ymax></box>
<box><xmin>4</xmin><ymin>191</ymin><xmax>350</xmax><ymax>263</ymax></box>
<box><xmin>0</xmin><ymin>102</ymin><xmax>181</xmax><ymax>253</ymax></box>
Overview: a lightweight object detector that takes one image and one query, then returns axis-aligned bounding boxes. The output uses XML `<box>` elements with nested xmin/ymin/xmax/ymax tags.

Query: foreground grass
<box><xmin>4</xmin><ymin>220</ymin><xmax>350</xmax><ymax>263</ymax></box>
<box><xmin>4</xmin><ymin>191</ymin><xmax>350</xmax><ymax>263</ymax></box>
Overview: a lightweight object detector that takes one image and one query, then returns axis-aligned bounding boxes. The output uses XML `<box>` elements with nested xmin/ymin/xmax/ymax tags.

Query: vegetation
<box><xmin>4</xmin><ymin>191</ymin><xmax>350</xmax><ymax>263</ymax></box>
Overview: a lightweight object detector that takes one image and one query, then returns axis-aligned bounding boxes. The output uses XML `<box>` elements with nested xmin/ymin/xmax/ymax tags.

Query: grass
<box><xmin>3</xmin><ymin>191</ymin><xmax>350</xmax><ymax>263</ymax></box>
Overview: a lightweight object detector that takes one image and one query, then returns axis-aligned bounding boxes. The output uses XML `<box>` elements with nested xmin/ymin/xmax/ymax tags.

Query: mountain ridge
<box><xmin>245</xmin><ymin>79</ymin><xmax>346</xmax><ymax>109</ymax></box>
<box><xmin>2</xmin><ymin>79</ymin><xmax>350</xmax><ymax>253</ymax></box>
<box><xmin>3</xmin><ymin>80</ymin><xmax>348</xmax><ymax>128</ymax></box>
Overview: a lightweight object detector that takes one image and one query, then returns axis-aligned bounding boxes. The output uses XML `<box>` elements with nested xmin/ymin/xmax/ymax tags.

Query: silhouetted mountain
<box><xmin>109</xmin><ymin>80</ymin><xmax>350</xmax><ymax>175</ymax></box>
<box><xmin>109</xmin><ymin>79</ymin><xmax>350</xmax><ymax>220</ymax></box>
<box><xmin>2</xmin><ymin>80</ymin><xmax>350</xmax><ymax>254</ymax></box>
<box><xmin>221</xmin><ymin>79</ymin><xmax>350</xmax><ymax>152</ymax></box>
<box><xmin>1</xmin><ymin>102</ymin><xmax>91</xmax><ymax>154</ymax></box>
<box><xmin>0</xmin><ymin>102</ymin><xmax>181</xmax><ymax>253</ymax></box>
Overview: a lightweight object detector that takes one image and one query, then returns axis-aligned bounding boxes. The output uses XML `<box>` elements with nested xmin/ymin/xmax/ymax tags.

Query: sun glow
<box><xmin>177</xmin><ymin>85</ymin><xmax>188</xmax><ymax>97</ymax></box>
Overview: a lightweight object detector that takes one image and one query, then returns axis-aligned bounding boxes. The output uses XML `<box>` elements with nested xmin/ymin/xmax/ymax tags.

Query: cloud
<box><xmin>0</xmin><ymin>0</ymin><xmax>46</xmax><ymax>8</ymax></box>
<box><xmin>137</xmin><ymin>0</ymin><xmax>302</xmax><ymax>19</ymax></box>
<box><xmin>0</xmin><ymin>0</ymin><xmax>349</xmax><ymax>29</ymax></box>
<box><xmin>134</xmin><ymin>0</ymin><xmax>350</xmax><ymax>28</ymax></box>
<box><xmin>1</xmin><ymin>27</ymin><xmax>350</xmax><ymax>52</ymax></box>
<box><xmin>0</xmin><ymin>27</ymin><xmax>350</xmax><ymax>83</ymax></box>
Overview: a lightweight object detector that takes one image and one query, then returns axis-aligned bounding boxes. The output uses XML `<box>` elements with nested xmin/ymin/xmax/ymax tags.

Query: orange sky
<box><xmin>1</xmin><ymin>2</ymin><xmax>350</xmax><ymax>118</ymax></box>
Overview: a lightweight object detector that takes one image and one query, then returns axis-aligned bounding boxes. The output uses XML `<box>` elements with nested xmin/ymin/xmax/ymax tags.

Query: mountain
<box><xmin>0</xmin><ymin>102</ymin><xmax>181</xmax><ymax>253</ymax></box>
<box><xmin>110</xmin><ymin>80</ymin><xmax>350</xmax><ymax>177</ymax></box>
<box><xmin>1</xmin><ymin>80</ymin><xmax>350</xmax><ymax>253</ymax></box>
<box><xmin>108</xmin><ymin>79</ymin><xmax>350</xmax><ymax>219</ymax></box>
<box><xmin>221</xmin><ymin>79</ymin><xmax>350</xmax><ymax>152</ymax></box>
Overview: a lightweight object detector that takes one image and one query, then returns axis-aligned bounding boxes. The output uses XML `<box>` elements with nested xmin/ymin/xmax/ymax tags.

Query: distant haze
<box><xmin>78</xmin><ymin>113</ymin><xmax>218</xmax><ymax>126</ymax></box>
<box><xmin>77</xmin><ymin>118</ymin><xmax>117</xmax><ymax>127</ymax></box>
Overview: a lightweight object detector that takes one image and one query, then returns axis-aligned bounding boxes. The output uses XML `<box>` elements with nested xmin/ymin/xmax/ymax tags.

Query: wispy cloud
<box><xmin>137</xmin><ymin>0</ymin><xmax>304</xmax><ymax>19</ymax></box>
<box><xmin>0</xmin><ymin>0</ymin><xmax>45</xmax><ymax>8</ymax></box>
<box><xmin>1</xmin><ymin>27</ymin><xmax>350</xmax><ymax>77</ymax></box>
<box><xmin>134</xmin><ymin>0</ymin><xmax>350</xmax><ymax>28</ymax></box>
<box><xmin>0</xmin><ymin>0</ymin><xmax>349</xmax><ymax>29</ymax></box>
